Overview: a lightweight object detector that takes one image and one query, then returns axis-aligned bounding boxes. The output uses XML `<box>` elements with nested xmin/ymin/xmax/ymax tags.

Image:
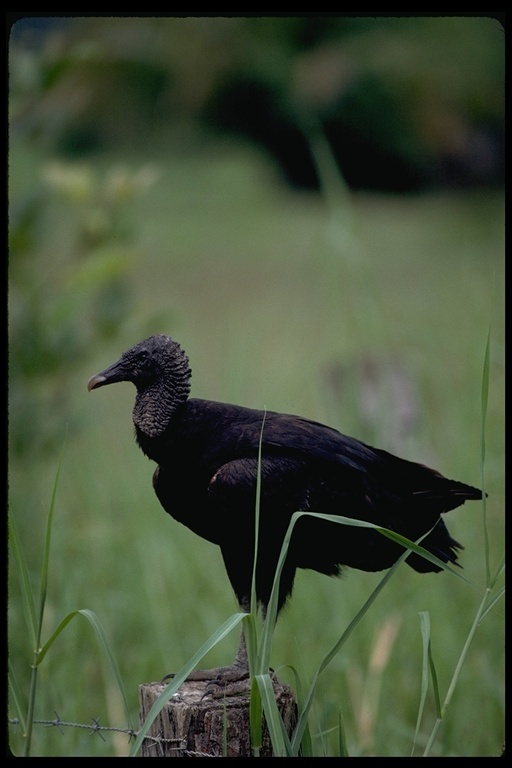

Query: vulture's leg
<box><xmin>163</xmin><ymin>601</ymin><xmax>253</xmax><ymax>697</ymax></box>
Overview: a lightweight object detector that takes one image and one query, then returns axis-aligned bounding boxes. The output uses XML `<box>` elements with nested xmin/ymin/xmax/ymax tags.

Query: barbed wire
<box><xmin>8</xmin><ymin>713</ymin><xmax>185</xmax><ymax>751</ymax></box>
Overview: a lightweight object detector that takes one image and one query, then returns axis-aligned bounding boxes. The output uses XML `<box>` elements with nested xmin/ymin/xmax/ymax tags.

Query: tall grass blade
<box><xmin>245</xmin><ymin>613</ymin><xmax>263</xmax><ymax>753</ymax></box>
<box><xmin>412</xmin><ymin>611</ymin><xmax>442</xmax><ymax>755</ymax></box>
<box><xmin>242</xmin><ymin>612</ymin><xmax>259</xmax><ymax>679</ymax></box>
<box><xmin>248</xmin><ymin>419</ymin><xmax>270</xmax><ymax>754</ymax></box>
<box><xmin>422</xmin><ymin>307</ymin><xmax>504</xmax><ymax>757</ymax></box>
<box><xmin>412</xmin><ymin>611</ymin><xmax>431</xmax><ymax>755</ymax></box>
<box><xmin>291</xmin><ymin>546</ymin><xmax>410</xmax><ymax>754</ymax></box>
<box><xmin>428</xmin><ymin>636</ymin><xmax>441</xmax><ymax>719</ymax></box>
<box><xmin>281</xmin><ymin>664</ymin><xmax>313</xmax><ymax>756</ymax></box>
<box><xmin>301</xmin><ymin>114</ymin><xmax>354</xmax><ymax>245</ymax></box>
<box><xmin>251</xmin><ymin>411</ymin><xmax>267</xmax><ymax>621</ymax></box>
<box><xmin>9</xmin><ymin>446</ymin><xmax>137</xmax><ymax>755</ymax></box>
<box><xmin>131</xmin><ymin>612</ymin><xmax>245</xmax><ymax>756</ymax></box>
<box><xmin>37</xmin><ymin>438</ymin><xmax>65</xmax><ymax>644</ymax></box>
<box><xmin>480</xmin><ymin>299</ymin><xmax>493</xmax><ymax>586</ymax></box>
<box><xmin>478</xmin><ymin>585</ymin><xmax>505</xmax><ymax>625</ymax></box>
<box><xmin>8</xmin><ymin>660</ymin><xmax>27</xmax><ymax>734</ymax></box>
<box><xmin>423</xmin><ymin>587</ymin><xmax>489</xmax><ymax>757</ymax></box>
<box><xmin>255</xmin><ymin>674</ymin><xmax>292</xmax><ymax>757</ymax></box>
<box><xmin>337</xmin><ymin>710</ymin><xmax>349</xmax><ymax>757</ymax></box>
<box><xmin>249</xmin><ymin>676</ymin><xmax>263</xmax><ymax>755</ymax></box>
<box><xmin>8</xmin><ymin>513</ymin><xmax>37</xmax><ymax>651</ymax></box>
<box><xmin>78</xmin><ymin>608</ymin><xmax>132</xmax><ymax>723</ymax></box>
<box><xmin>22</xmin><ymin>442</ymin><xmax>65</xmax><ymax>756</ymax></box>
<box><xmin>35</xmin><ymin>608</ymin><xmax>131</xmax><ymax>723</ymax></box>
<box><xmin>489</xmin><ymin>553</ymin><xmax>505</xmax><ymax>589</ymax></box>
<box><xmin>373</xmin><ymin>526</ymin><xmax>470</xmax><ymax>583</ymax></box>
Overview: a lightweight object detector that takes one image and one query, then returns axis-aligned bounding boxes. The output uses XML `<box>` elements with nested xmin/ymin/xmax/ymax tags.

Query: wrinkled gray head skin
<box><xmin>88</xmin><ymin>335</ymin><xmax>192</xmax><ymax>436</ymax></box>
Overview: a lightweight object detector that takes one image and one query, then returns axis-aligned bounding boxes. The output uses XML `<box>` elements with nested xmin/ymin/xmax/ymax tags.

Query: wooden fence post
<box><xmin>138</xmin><ymin>678</ymin><xmax>297</xmax><ymax>757</ymax></box>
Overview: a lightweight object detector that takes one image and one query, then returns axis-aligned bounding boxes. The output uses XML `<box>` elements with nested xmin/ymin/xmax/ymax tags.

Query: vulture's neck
<box><xmin>133</xmin><ymin>353</ymin><xmax>191</xmax><ymax>451</ymax></box>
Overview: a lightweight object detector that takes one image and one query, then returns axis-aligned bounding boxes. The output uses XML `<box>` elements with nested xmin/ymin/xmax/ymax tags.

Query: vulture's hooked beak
<box><xmin>87</xmin><ymin>357</ymin><xmax>126</xmax><ymax>391</ymax></box>
<box><xmin>87</xmin><ymin>373</ymin><xmax>107</xmax><ymax>391</ymax></box>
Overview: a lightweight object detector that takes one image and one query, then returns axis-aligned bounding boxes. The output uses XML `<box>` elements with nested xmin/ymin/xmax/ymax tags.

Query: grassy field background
<box><xmin>8</xmin><ymin>138</ymin><xmax>504</xmax><ymax>756</ymax></box>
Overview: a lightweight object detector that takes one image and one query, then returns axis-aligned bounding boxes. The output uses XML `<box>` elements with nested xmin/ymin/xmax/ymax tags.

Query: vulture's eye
<box><xmin>133</xmin><ymin>349</ymin><xmax>152</xmax><ymax>376</ymax></box>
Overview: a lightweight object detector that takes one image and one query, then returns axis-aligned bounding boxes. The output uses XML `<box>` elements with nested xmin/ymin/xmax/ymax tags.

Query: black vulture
<box><xmin>88</xmin><ymin>334</ymin><xmax>482</xmax><ymax>684</ymax></box>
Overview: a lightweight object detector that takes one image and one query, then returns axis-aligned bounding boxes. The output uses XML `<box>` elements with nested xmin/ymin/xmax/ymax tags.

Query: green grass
<box><xmin>8</xmin><ymin>140</ymin><xmax>504</xmax><ymax>756</ymax></box>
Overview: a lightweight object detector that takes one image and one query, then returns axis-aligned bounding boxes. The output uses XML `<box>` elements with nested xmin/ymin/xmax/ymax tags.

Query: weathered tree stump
<box><xmin>138</xmin><ymin>678</ymin><xmax>297</xmax><ymax>757</ymax></box>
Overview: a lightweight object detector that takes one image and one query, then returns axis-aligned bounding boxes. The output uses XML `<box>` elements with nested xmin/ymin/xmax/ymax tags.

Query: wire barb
<box><xmin>45</xmin><ymin>711</ymin><xmax>64</xmax><ymax>735</ymax></box>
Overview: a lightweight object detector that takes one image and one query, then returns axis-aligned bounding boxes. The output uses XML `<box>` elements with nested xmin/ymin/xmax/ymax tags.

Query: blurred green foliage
<box><xmin>9</xmin><ymin>158</ymin><xmax>160</xmax><ymax>457</ymax></box>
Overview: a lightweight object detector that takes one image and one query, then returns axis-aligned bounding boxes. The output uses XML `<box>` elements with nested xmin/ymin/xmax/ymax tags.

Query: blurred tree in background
<box><xmin>9</xmin><ymin>16</ymin><xmax>504</xmax><ymax>190</ymax></box>
<box><xmin>9</xmin><ymin>157</ymin><xmax>160</xmax><ymax>457</ymax></box>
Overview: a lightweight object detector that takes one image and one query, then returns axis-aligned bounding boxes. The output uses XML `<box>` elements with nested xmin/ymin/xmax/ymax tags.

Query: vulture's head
<box><xmin>88</xmin><ymin>335</ymin><xmax>189</xmax><ymax>391</ymax></box>
<box><xmin>88</xmin><ymin>335</ymin><xmax>192</xmax><ymax>436</ymax></box>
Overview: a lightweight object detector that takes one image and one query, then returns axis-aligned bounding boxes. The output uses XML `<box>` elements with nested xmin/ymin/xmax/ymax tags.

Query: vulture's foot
<box><xmin>162</xmin><ymin>663</ymin><xmax>250</xmax><ymax>699</ymax></box>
